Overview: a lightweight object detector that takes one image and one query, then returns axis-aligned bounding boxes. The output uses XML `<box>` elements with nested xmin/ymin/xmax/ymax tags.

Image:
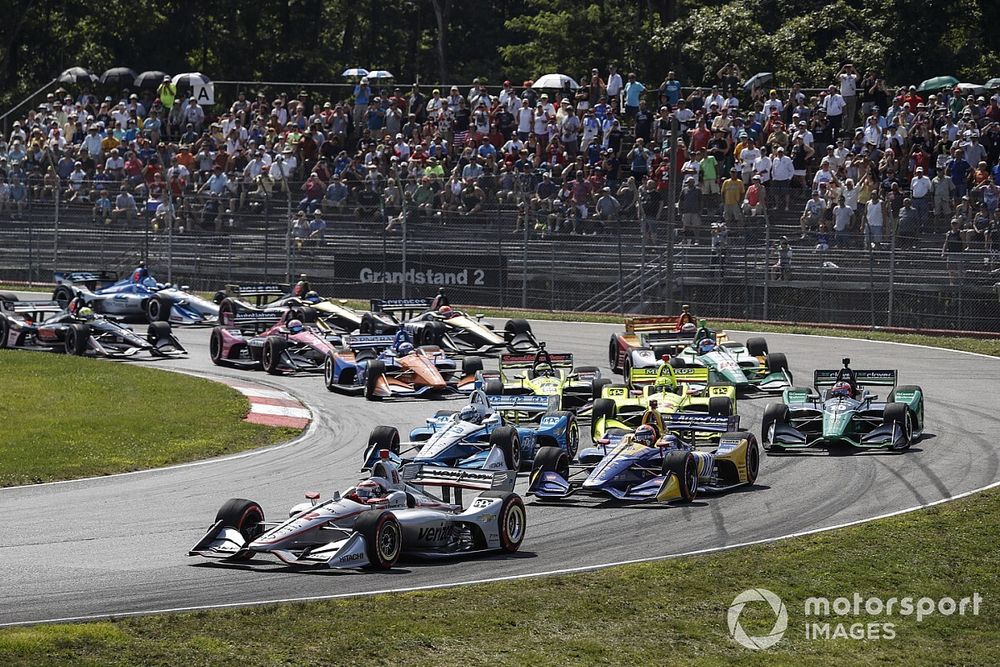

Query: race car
<box><xmin>668</xmin><ymin>326</ymin><xmax>792</xmax><ymax>393</ymax></box>
<box><xmin>52</xmin><ymin>266</ymin><xmax>218</xmax><ymax>325</ymax></box>
<box><xmin>528</xmin><ymin>411</ymin><xmax>759</xmax><ymax>503</ymax></box>
<box><xmin>608</xmin><ymin>315</ymin><xmax>701</xmax><ymax>374</ymax></box>
<box><xmin>761</xmin><ymin>358</ymin><xmax>924</xmax><ymax>452</ymax></box>
<box><xmin>591</xmin><ymin>364</ymin><xmax>737</xmax><ymax>442</ymax></box>
<box><xmin>209</xmin><ymin>309</ymin><xmax>342</xmax><ymax>374</ymax></box>
<box><xmin>323</xmin><ymin>331</ymin><xmax>480</xmax><ymax>400</ymax></box>
<box><xmin>363</xmin><ymin>390</ymin><xmax>581</xmax><ymax>472</ymax></box>
<box><xmin>479</xmin><ymin>345</ymin><xmax>606</xmax><ymax>415</ymax></box>
<box><xmin>0</xmin><ymin>295</ymin><xmax>185</xmax><ymax>358</ymax></box>
<box><xmin>215</xmin><ymin>281</ymin><xmax>363</xmax><ymax>332</ymax></box>
<box><xmin>189</xmin><ymin>453</ymin><xmax>524</xmax><ymax>570</ymax></box>
<box><xmin>360</xmin><ymin>294</ymin><xmax>540</xmax><ymax>354</ymax></box>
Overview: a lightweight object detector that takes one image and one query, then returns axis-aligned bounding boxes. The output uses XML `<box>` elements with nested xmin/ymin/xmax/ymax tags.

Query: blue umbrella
<box><xmin>341</xmin><ymin>67</ymin><xmax>369</xmax><ymax>78</ymax></box>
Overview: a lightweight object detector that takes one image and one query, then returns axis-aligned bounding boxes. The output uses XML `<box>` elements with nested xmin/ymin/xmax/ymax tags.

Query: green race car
<box><xmin>761</xmin><ymin>358</ymin><xmax>924</xmax><ymax>452</ymax></box>
<box><xmin>667</xmin><ymin>324</ymin><xmax>793</xmax><ymax>393</ymax></box>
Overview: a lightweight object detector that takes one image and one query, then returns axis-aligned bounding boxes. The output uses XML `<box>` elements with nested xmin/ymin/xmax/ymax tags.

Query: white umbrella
<box><xmin>341</xmin><ymin>67</ymin><xmax>369</xmax><ymax>78</ymax></box>
<box><xmin>367</xmin><ymin>70</ymin><xmax>394</xmax><ymax>80</ymax></box>
<box><xmin>955</xmin><ymin>82</ymin><xmax>987</xmax><ymax>96</ymax></box>
<box><xmin>531</xmin><ymin>73</ymin><xmax>579</xmax><ymax>90</ymax></box>
<box><xmin>172</xmin><ymin>72</ymin><xmax>211</xmax><ymax>90</ymax></box>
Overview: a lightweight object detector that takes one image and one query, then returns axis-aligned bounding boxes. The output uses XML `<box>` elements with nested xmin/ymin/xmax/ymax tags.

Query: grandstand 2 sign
<box><xmin>340</xmin><ymin>253</ymin><xmax>506</xmax><ymax>290</ymax></box>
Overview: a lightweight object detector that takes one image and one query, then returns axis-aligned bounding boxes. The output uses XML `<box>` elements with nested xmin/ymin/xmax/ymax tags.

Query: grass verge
<box><xmin>0</xmin><ymin>352</ymin><xmax>298</xmax><ymax>486</ymax></box>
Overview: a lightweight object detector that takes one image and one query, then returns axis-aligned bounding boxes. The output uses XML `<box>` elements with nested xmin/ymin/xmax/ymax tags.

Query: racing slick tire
<box><xmin>364</xmin><ymin>359</ymin><xmax>386</xmax><ymax>400</ymax></box>
<box><xmin>462</xmin><ymin>356</ymin><xmax>484</xmax><ymax>377</ymax></box>
<box><xmin>549</xmin><ymin>410</ymin><xmax>580</xmax><ymax>459</ymax></box>
<box><xmin>0</xmin><ymin>316</ymin><xmax>9</xmax><ymax>348</ymax></box>
<box><xmin>608</xmin><ymin>337</ymin><xmax>620</xmax><ymax>370</ymax></box>
<box><xmin>262</xmin><ymin>336</ymin><xmax>289</xmax><ymax>375</ymax></box>
<box><xmin>209</xmin><ymin>327</ymin><xmax>227</xmax><ymax>366</ymax></box>
<box><xmin>726</xmin><ymin>431</ymin><xmax>760</xmax><ymax>485</ymax></box>
<box><xmin>0</xmin><ymin>291</ymin><xmax>18</xmax><ymax>302</ymax></box>
<box><xmin>217</xmin><ymin>298</ymin><xmax>238</xmax><ymax>327</ymax></box>
<box><xmin>212</xmin><ymin>290</ymin><xmax>227</xmax><ymax>305</ymax></box>
<box><xmin>532</xmin><ymin>445</ymin><xmax>571</xmax><ymax>479</ymax></box>
<box><xmin>662</xmin><ymin>451</ymin><xmax>698</xmax><ymax>502</ymax></box>
<box><xmin>591</xmin><ymin>398</ymin><xmax>617</xmax><ymax>441</ymax></box>
<box><xmin>591</xmin><ymin>377</ymin><xmax>612</xmax><ymax>399</ymax></box>
<box><xmin>766</xmin><ymin>352</ymin><xmax>789</xmax><ymax>374</ymax></box>
<box><xmin>504</xmin><ymin>318</ymin><xmax>531</xmax><ymax>337</ymax></box>
<box><xmin>355</xmin><ymin>511</ymin><xmax>402</xmax><ymax>570</ymax></box>
<box><xmin>65</xmin><ymin>323</ymin><xmax>89</xmax><ymax>356</ymax></box>
<box><xmin>292</xmin><ymin>306</ymin><xmax>319</xmax><ymax>324</ymax></box>
<box><xmin>367</xmin><ymin>425</ymin><xmax>401</xmax><ymax>456</ymax></box>
<box><xmin>760</xmin><ymin>403</ymin><xmax>790</xmax><ymax>451</ymax></box>
<box><xmin>746</xmin><ymin>337</ymin><xmax>769</xmax><ymax>356</ymax></box>
<box><xmin>489</xmin><ymin>425</ymin><xmax>521</xmax><ymax>471</ymax></box>
<box><xmin>479</xmin><ymin>491</ymin><xmax>527</xmax><ymax>553</ymax></box>
<box><xmin>359</xmin><ymin>312</ymin><xmax>378</xmax><ymax>334</ymax></box>
<box><xmin>708</xmin><ymin>396</ymin><xmax>732</xmax><ymax>416</ymax></box>
<box><xmin>53</xmin><ymin>285</ymin><xmax>75</xmax><ymax>309</ymax></box>
<box><xmin>668</xmin><ymin>356</ymin><xmax>687</xmax><ymax>368</ymax></box>
<box><xmin>484</xmin><ymin>379</ymin><xmax>504</xmax><ymax>396</ymax></box>
<box><xmin>146</xmin><ymin>321</ymin><xmax>171</xmax><ymax>345</ymax></box>
<box><xmin>888</xmin><ymin>385</ymin><xmax>923</xmax><ymax>430</ymax></box>
<box><xmin>883</xmin><ymin>403</ymin><xmax>913</xmax><ymax>450</ymax></box>
<box><xmin>215</xmin><ymin>498</ymin><xmax>265</xmax><ymax>561</ymax></box>
<box><xmin>145</xmin><ymin>295</ymin><xmax>171</xmax><ymax>322</ymax></box>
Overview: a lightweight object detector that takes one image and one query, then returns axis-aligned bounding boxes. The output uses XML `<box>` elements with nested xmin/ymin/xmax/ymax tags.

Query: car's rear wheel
<box><xmin>480</xmin><ymin>491</ymin><xmax>526</xmax><ymax>553</ymax></box>
<box><xmin>462</xmin><ymin>356</ymin><xmax>483</xmax><ymax>377</ymax></box>
<box><xmin>364</xmin><ymin>359</ymin><xmax>386</xmax><ymax>400</ymax></box>
<box><xmin>590</xmin><ymin>377</ymin><xmax>611</xmax><ymax>399</ymax></box>
<box><xmin>489</xmin><ymin>425</ymin><xmax>521</xmax><ymax>471</ymax></box>
<box><xmin>549</xmin><ymin>411</ymin><xmax>579</xmax><ymax>459</ymax></box>
<box><xmin>746</xmin><ymin>337</ymin><xmax>768</xmax><ymax>356</ymax></box>
<box><xmin>146</xmin><ymin>295</ymin><xmax>170</xmax><ymax>322</ymax></box>
<box><xmin>504</xmin><ymin>319</ymin><xmax>531</xmax><ymax>337</ymax></box>
<box><xmin>65</xmin><ymin>323</ymin><xmax>89</xmax><ymax>355</ymax></box>
<box><xmin>367</xmin><ymin>425</ymin><xmax>401</xmax><ymax>456</ymax></box>
<box><xmin>53</xmin><ymin>286</ymin><xmax>74</xmax><ymax>309</ymax></box>
<box><xmin>0</xmin><ymin>317</ymin><xmax>9</xmax><ymax>348</ymax></box>
<box><xmin>215</xmin><ymin>498</ymin><xmax>264</xmax><ymax>561</ymax></box>
<box><xmin>708</xmin><ymin>396</ymin><xmax>732</xmax><ymax>416</ymax></box>
<box><xmin>484</xmin><ymin>379</ymin><xmax>504</xmax><ymax>396</ymax></box>
<box><xmin>766</xmin><ymin>352</ymin><xmax>789</xmax><ymax>374</ymax></box>
<box><xmin>262</xmin><ymin>336</ymin><xmax>288</xmax><ymax>374</ymax></box>
<box><xmin>662</xmin><ymin>451</ymin><xmax>698</xmax><ymax>502</ymax></box>
<box><xmin>745</xmin><ymin>433</ymin><xmax>760</xmax><ymax>484</ymax></box>
<box><xmin>355</xmin><ymin>511</ymin><xmax>401</xmax><ymax>570</ymax></box>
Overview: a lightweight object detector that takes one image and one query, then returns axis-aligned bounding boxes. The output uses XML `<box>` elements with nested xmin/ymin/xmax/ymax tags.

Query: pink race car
<box><xmin>209</xmin><ymin>309</ymin><xmax>342</xmax><ymax>374</ymax></box>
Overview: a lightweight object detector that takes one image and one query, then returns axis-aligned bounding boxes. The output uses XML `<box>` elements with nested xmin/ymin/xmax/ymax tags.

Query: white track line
<box><xmin>5</xmin><ymin>478</ymin><xmax>998</xmax><ymax>628</ymax></box>
<box><xmin>248</xmin><ymin>404</ymin><xmax>311</xmax><ymax>419</ymax></box>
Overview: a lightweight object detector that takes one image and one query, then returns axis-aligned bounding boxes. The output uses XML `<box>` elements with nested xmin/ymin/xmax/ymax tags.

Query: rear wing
<box><xmin>344</xmin><ymin>334</ymin><xmax>396</xmax><ymax>351</ymax></box>
<box><xmin>4</xmin><ymin>299</ymin><xmax>62</xmax><ymax>314</ymax></box>
<box><xmin>224</xmin><ymin>283</ymin><xmax>288</xmax><ymax>299</ymax></box>
<box><xmin>229</xmin><ymin>309</ymin><xmax>284</xmax><ymax>331</ymax></box>
<box><xmin>401</xmin><ymin>464</ymin><xmax>516</xmax><ymax>493</ymax></box>
<box><xmin>814</xmin><ymin>369</ymin><xmax>897</xmax><ymax>388</ymax></box>
<box><xmin>670</xmin><ymin>366</ymin><xmax>712</xmax><ymax>384</ymax></box>
<box><xmin>54</xmin><ymin>270</ymin><xmax>118</xmax><ymax>289</ymax></box>
<box><xmin>663</xmin><ymin>413</ymin><xmax>740</xmax><ymax>434</ymax></box>
<box><xmin>500</xmin><ymin>352</ymin><xmax>573</xmax><ymax>374</ymax></box>
<box><xmin>487</xmin><ymin>394</ymin><xmax>560</xmax><ymax>413</ymax></box>
<box><xmin>624</xmin><ymin>316</ymin><xmax>682</xmax><ymax>334</ymax></box>
<box><xmin>370</xmin><ymin>298</ymin><xmax>433</xmax><ymax>317</ymax></box>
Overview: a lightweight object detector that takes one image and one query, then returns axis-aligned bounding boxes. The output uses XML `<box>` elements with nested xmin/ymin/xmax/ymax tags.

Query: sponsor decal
<box><xmin>338</xmin><ymin>552</ymin><xmax>363</xmax><ymax>562</ymax></box>
<box><xmin>417</xmin><ymin>526</ymin><xmax>451</xmax><ymax>542</ymax></box>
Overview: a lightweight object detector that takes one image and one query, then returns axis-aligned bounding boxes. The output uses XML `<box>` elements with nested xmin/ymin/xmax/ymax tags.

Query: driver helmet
<box><xmin>131</xmin><ymin>267</ymin><xmax>149</xmax><ymax>283</ymax></box>
<box><xmin>349</xmin><ymin>478</ymin><xmax>387</xmax><ymax>503</ymax></box>
<box><xmin>681</xmin><ymin>322</ymin><xmax>696</xmax><ymax>334</ymax></box>
<box><xmin>534</xmin><ymin>362</ymin><xmax>555</xmax><ymax>377</ymax></box>
<box><xmin>396</xmin><ymin>341</ymin><xmax>414</xmax><ymax>356</ymax></box>
<box><xmin>831</xmin><ymin>381</ymin><xmax>852</xmax><ymax>398</ymax></box>
<box><xmin>633</xmin><ymin>424</ymin><xmax>657</xmax><ymax>447</ymax></box>
<box><xmin>658</xmin><ymin>434</ymin><xmax>682</xmax><ymax>450</ymax></box>
<box><xmin>287</xmin><ymin>318</ymin><xmax>304</xmax><ymax>334</ymax></box>
<box><xmin>77</xmin><ymin>306</ymin><xmax>95</xmax><ymax>320</ymax></box>
<box><xmin>304</xmin><ymin>290</ymin><xmax>321</xmax><ymax>304</ymax></box>
<box><xmin>438</xmin><ymin>305</ymin><xmax>453</xmax><ymax>316</ymax></box>
<box><xmin>457</xmin><ymin>404</ymin><xmax>481</xmax><ymax>424</ymax></box>
<box><xmin>697</xmin><ymin>338</ymin><xmax>716</xmax><ymax>354</ymax></box>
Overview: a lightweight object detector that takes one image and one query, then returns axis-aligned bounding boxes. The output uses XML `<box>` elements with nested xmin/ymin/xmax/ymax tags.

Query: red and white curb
<box><xmin>227</xmin><ymin>382</ymin><xmax>312</xmax><ymax>429</ymax></box>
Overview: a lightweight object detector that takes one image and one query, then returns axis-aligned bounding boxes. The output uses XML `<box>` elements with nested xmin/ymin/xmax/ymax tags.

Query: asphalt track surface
<box><xmin>2</xmin><ymin>310</ymin><xmax>1000</xmax><ymax>626</ymax></box>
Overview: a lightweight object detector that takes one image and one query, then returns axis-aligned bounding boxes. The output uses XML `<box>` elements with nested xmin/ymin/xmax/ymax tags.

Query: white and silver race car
<box><xmin>188</xmin><ymin>456</ymin><xmax>525</xmax><ymax>570</ymax></box>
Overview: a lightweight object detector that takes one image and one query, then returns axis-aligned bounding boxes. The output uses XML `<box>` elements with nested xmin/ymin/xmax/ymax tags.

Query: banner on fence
<box><xmin>334</xmin><ymin>253</ymin><xmax>507</xmax><ymax>291</ymax></box>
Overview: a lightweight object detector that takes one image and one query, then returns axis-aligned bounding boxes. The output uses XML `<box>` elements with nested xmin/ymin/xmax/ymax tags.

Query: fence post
<box><xmin>285</xmin><ymin>188</ymin><xmax>292</xmax><ymax>282</ymax></box>
<box><xmin>762</xmin><ymin>209</ymin><xmax>771</xmax><ymax>321</ymax></box>
<box><xmin>496</xmin><ymin>210</ymin><xmax>504</xmax><ymax>309</ymax></box>
<box><xmin>549</xmin><ymin>242</ymin><xmax>555</xmax><ymax>311</ymax></box>
<box><xmin>521</xmin><ymin>208</ymin><xmax>528</xmax><ymax>309</ymax></box>
<box><xmin>53</xmin><ymin>182</ymin><xmax>60</xmax><ymax>263</ymax></box>
<box><xmin>887</xmin><ymin>221</ymin><xmax>897</xmax><ymax>327</ymax></box>
<box><xmin>227</xmin><ymin>235</ymin><xmax>233</xmax><ymax>284</ymax></box>
<box><xmin>639</xmin><ymin>201</ymin><xmax>646</xmax><ymax>310</ymax></box>
<box><xmin>665</xmin><ymin>116</ymin><xmax>679</xmax><ymax>313</ymax></box>
<box><xmin>28</xmin><ymin>224</ymin><xmax>35</xmax><ymax>284</ymax></box>
<box><xmin>401</xmin><ymin>213</ymin><xmax>408</xmax><ymax>299</ymax></box>
<box><xmin>868</xmin><ymin>247</ymin><xmax>875</xmax><ymax>328</ymax></box>
<box><xmin>167</xmin><ymin>188</ymin><xmax>174</xmax><ymax>284</ymax></box>
<box><xmin>616</xmin><ymin>213</ymin><xmax>624</xmax><ymax>315</ymax></box>
<box><xmin>381</xmin><ymin>218</ymin><xmax>388</xmax><ymax>300</ymax></box>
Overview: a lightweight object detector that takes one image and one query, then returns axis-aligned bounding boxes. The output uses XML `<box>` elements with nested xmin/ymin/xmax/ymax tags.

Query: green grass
<box><xmin>0</xmin><ymin>482</ymin><xmax>996</xmax><ymax>665</ymax></box>
<box><xmin>0</xmin><ymin>352</ymin><xmax>298</xmax><ymax>486</ymax></box>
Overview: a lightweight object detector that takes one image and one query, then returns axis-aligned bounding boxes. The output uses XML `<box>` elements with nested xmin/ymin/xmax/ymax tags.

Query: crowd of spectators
<box><xmin>1</xmin><ymin>66</ymin><xmax>999</xmax><ymax>259</ymax></box>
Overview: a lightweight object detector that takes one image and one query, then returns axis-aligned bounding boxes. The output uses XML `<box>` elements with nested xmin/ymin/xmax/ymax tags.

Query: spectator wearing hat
<box><xmin>721</xmin><ymin>168</ymin><xmax>745</xmax><ymax>226</ymax></box>
<box><xmin>838</xmin><ymin>63</ymin><xmax>859</xmax><ymax>127</ymax></box>
<box><xmin>594</xmin><ymin>186</ymin><xmax>620</xmax><ymax>235</ymax></box>
<box><xmin>769</xmin><ymin>146</ymin><xmax>794</xmax><ymax>210</ymax></box>
<box><xmin>947</xmin><ymin>147</ymin><xmax>972</xmax><ymax>199</ymax></box>
<box><xmin>942</xmin><ymin>218</ymin><xmax>966</xmax><ymax>284</ymax></box>
<box><xmin>743</xmin><ymin>174</ymin><xmax>767</xmax><ymax>219</ymax></box>
<box><xmin>658</xmin><ymin>71</ymin><xmax>681</xmax><ymax>109</ymax></box>
<box><xmin>909</xmin><ymin>166</ymin><xmax>931</xmax><ymax>232</ymax></box>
